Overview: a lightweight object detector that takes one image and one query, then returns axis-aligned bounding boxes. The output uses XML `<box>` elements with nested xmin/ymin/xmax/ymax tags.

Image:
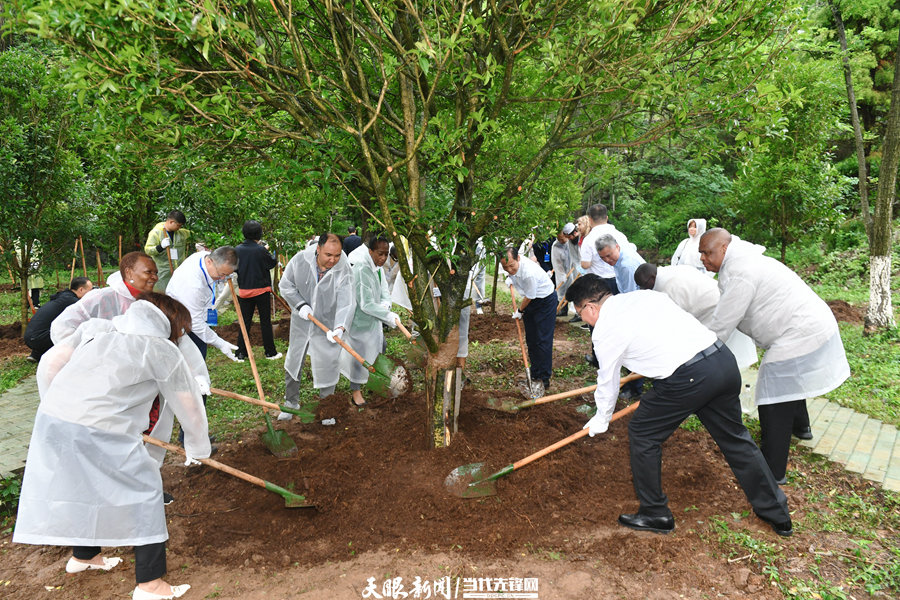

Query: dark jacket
<box><xmin>343</xmin><ymin>234</ymin><xmax>363</xmax><ymax>254</ymax></box>
<box><xmin>235</xmin><ymin>240</ymin><xmax>278</xmax><ymax>290</ymax></box>
<box><xmin>24</xmin><ymin>289</ymin><xmax>79</xmax><ymax>347</ymax></box>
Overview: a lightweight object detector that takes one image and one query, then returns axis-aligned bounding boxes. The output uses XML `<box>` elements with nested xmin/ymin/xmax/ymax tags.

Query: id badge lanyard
<box><xmin>200</xmin><ymin>256</ymin><xmax>218</xmax><ymax>326</ymax></box>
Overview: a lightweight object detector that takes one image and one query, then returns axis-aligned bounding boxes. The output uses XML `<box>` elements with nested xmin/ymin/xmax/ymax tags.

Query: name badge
<box><xmin>207</xmin><ymin>308</ymin><xmax>218</xmax><ymax>326</ymax></box>
<box><xmin>169</xmin><ymin>248</ymin><xmax>178</xmax><ymax>260</ymax></box>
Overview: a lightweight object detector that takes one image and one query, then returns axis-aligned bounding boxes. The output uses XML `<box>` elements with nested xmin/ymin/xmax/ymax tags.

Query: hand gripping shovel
<box><xmin>308</xmin><ymin>313</ymin><xmax>410</xmax><ymax>398</ymax></box>
<box><xmin>509</xmin><ymin>286</ymin><xmax>540</xmax><ymax>399</ymax></box>
<box><xmin>485</xmin><ymin>372</ymin><xmax>643</xmax><ymax>413</ymax></box>
<box><xmin>142</xmin><ymin>435</ymin><xmax>313</xmax><ymax>508</ymax></box>
<box><xmin>227</xmin><ymin>279</ymin><xmax>298</xmax><ymax>458</ymax></box>
<box><xmin>445</xmin><ymin>401</ymin><xmax>640</xmax><ymax>498</ymax></box>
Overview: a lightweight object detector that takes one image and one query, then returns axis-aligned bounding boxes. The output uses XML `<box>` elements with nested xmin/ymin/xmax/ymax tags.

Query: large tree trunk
<box><xmin>829</xmin><ymin>0</ymin><xmax>872</xmax><ymax>239</ymax></box>
<box><xmin>864</xmin><ymin>28</ymin><xmax>900</xmax><ymax>333</ymax></box>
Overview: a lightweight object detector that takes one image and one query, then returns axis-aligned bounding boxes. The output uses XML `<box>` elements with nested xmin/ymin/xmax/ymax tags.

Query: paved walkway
<box><xmin>0</xmin><ymin>374</ymin><xmax>898</xmax><ymax>491</ymax></box>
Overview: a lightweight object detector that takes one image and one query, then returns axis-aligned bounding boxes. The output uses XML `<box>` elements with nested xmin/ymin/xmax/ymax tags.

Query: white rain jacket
<box><xmin>707</xmin><ymin>240</ymin><xmax>850</xmax><ymax>405</ymax></box>
<box><xmin>551</xmin><ymin>239</ymin><xmax>579</xmax><ymax>299</ymax></box>
<box><xmin>279</xmin><ymin>245</ymin><xmax>354</xmax><ymax>387</ymax></box>
<box><xmin>13</xmin><ymin>301</ymin><xmax>210</xmax><ymax>548</ymax></box>
<box><xmin>653</xmin><ymin>265</ymin><xmax>757</xmax><ymax>370</ymax></box>
<box><xmin>671</xmin><ymin>218</ymin><xmax>708</xmax><ymax>273</ymax></box>
<box><xmin>50</xmin><ymin>270</ymin><xmax>210</xmax><ymax>465</ymax></box>
<box><xmin>340</xmin><ymin>250</ymin><xmax>393</xmax><ymax>384</ymax></box>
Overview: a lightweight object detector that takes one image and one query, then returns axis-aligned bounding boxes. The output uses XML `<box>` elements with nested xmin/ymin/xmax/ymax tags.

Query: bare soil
<box><xmin>0</xmin><ymin>308</ymin><xmax>892</xmax><ymax>600</ymax></box>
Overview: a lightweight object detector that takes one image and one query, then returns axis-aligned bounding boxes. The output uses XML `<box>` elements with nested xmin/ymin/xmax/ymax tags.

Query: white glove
<box><xmin>326</xmin><ymin>328</ymin><xmax>343</xmax><ymax>344</ymax></box>
<box><xmin>512</xmin><ymin>310</ymin><xmax>523</xmax><ymax>320</ymax></box>
<box><xmin>297</xmin><ymin>305</ymin><xmax>313</xmax><ymax>320</ymax></box>
<box><xmin>160</xmin><ymin>237</ymin><xmax>171</xmax><ymax>249</ymax></box>
<box><xmin>583</xmin><ymin>413</ymin><xmax>609</xmax><ymax>437</ymax></box>
<box><xmin>183</xmin><ymin>454</ymin><xmax>201</xmax><ymax>467</ymax></box>
<box><xmin>194</xmin><ymin>376</ymin><xmax>210</xmax><ymax>396</ymax></box>
<box><xmin>215</xmin><ymin>340</ymin><xmax>240</xmax><ymax>361</ymax></box>
<box><xmin>385</xmin><ymin>312</ymin><xmax>400</xmax><ymax>328</ymax></box>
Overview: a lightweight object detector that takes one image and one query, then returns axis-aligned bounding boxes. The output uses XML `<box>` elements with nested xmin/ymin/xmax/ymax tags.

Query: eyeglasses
<box><xmin>206</xmin><ymin>258</ymin><xmax>232</xmax><ymax>281</ymax></box>
<box><xmin>575</xmin><ymin>302</ymin><xmax>595</xmax><ymax>317</ymax></box>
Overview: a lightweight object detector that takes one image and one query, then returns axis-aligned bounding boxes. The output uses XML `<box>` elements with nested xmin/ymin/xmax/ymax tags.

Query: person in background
<box><xmin>343</xmin><ymin>226</ymin><xmax>363</xmax><ymax>254</ymax></box>
<box><xmin>500</xmin><ymin>246</ymin><xmax>558</xmax><ymax>394</ymax></box>
<box><xmin>699</xmin><ymin>228</ymin><xmax>850</xmax><ymax>484</ymax></box>
<box><xmin>566</xmin><ymin>275</ymin><xmax>793</xmax><ymax>537</ymax></box>
<box><xmin>233</xmin><ymin>220</ymin><xmax>281</xmax><ymax>361</ymax></box>
<box><xmin>144</xmin><ymin>210</ymin><xmax>192</xmax><ymax>292</ymax></box>
<box><xmin>578</xmin><ymin>203</ymin><xmax>633</xmax><ymax>293</ymax></box>
<box><xmin>278</xmin><ymin>233</ymin><xmax>354</xmax><ymax>419</ymax></box>
<box><xmin>340</xmin><ymin>235</ymin><xmax>399</xmax><ymax>407</ymax></box>
<box><xmin>24</xmin><ymin>277</ymin><xmax>93</xmax><ymax>363</ymax></box>
<box><xmin>671</xmin><ymin>218</ymin><xmax>709</xmax><ymax>274</ymax></box>
<box><xmin>551</xmin><ymin>223</ymin><xmax>579</xmax><ymax>317</ymax></box>
<box><xmin>14</xmin><ymin>292</ymin><xmax>209</xmax><ymax>600</ymax></box>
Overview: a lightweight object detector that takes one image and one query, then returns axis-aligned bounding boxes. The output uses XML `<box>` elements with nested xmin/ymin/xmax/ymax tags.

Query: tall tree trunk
<box><xmin>829</xmin><ymin>0</ymin><xmax>872</xmax><ymax>239</ymax></box>
<box><xmin>864</xmin><ymin>27</ymin><xmax>900</xmax><ymax>333</ymax></box>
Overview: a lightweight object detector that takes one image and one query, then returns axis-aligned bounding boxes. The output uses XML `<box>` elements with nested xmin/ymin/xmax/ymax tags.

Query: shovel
<box><xmin>509</xmin><ymin>286</ymin><xmax>539</xmax><ymax>399</ymax></box>
<box><xmin>142</xmin><ymin>435</ymin><xmax>313</xmax><ymax>508</ymax></box>
<box><xmin>395</xmin><ymin>319</ymin><xmax>427</xmax><ymax>366</ymax></box>
<box><xmin>485</xmin><ymin>372</ymin><xmax>643</xmax><ymax>413</ymax></box>
<box><xmin>228</xmin><ymin>279</ymin><xmax>298</xmax><ymax>458</ymax></box>
<box><xmin>210</xmin><ymin>387</ymin><xmax>315</xmax><ymax>422</ymax></box>
<box><xmin>308</xmin><ymin>313</ymin><xmax>409</xmax><ymax>398</ymax></box>
<box><xmin>446</xmin><ymin>401</ymin><xmax>640</xmax><ymax>498</ymax></box>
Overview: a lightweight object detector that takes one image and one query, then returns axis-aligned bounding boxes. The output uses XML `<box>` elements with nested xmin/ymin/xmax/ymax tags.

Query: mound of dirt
<box><xmin>827</xmin><ymin>299</ymin><xmax>864</xmax><ymax>325</ymax></box>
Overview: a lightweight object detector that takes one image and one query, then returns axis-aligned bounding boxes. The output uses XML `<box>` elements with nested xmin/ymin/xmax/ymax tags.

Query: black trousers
<box><xmin>522</xmin><ymin>291</ymin><xmax>557</xmax><ymax>382</ymax></box>
<box><xmin>627</xmin><ymin>344</ymin><xmax>790</xmax><ymax>524</ymax></box>
<box><xmin>73</xmin><ymin>542</ymin><xmax>166</xmax><ymax>583</ymax></box>
<box><xmin>24</xmin><ymin>331</ymin><xmax>53</xmax><ymax>360</ymax></box>
<box><xmin>235</xmin><ymin>293</ymin><xmax>277</xmax><ymax>356</ymax></box>
<box><xmin>757</xmin><ymin>399</ymin><xmax>810</xmax><ymax>480</ymax></box>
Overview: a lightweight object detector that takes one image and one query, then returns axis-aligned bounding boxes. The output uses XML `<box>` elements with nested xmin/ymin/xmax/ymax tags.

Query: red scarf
<box><xmin>123</xmin><ymin>279</ymin><xmax>144</xmax><ymax>298</ymax></box>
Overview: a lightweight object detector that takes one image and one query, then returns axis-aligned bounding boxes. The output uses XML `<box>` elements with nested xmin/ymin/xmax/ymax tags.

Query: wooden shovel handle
<box><xmin>554</xmin><ymin>265</ymin><xmax>576</xmax><ymax>292</ymax></box>
<box><xmin>508</xmin><ymin>286</ymin><xmax>530</xmax><ymax>369</ymax></box>
<box><xmin>142</xmin><ymin>434</ymin><xmax>267</xmax><ymax>490</ymax></box>
<box><xmin>307</xmin><ymin>313</ymin><xmax>374</xmax><ymax>373</ymax></box>
<box><xmin>530</xmin><ymin>372</ymin><xmax>643</xmax><ymax>407</ymax></box>
<box><xmin>210</xmin><ymin>387</ymin><xmax>280</xmax><ymax>412</ymax></box>
<box><xmin>510</xmin><ymin>401</ymin><xmax>641</xmax><ymax>471</ymax></box>
<box><xmin>228</xmin><ymin>279</ymin><xmax>268</xmax><ymax>405</ymax></box>
<box><xmin>273</xmin><ymin>292</ymin><xmax>292</xmax><ymax>313</ymax></box>
<box><xmin>165</xmin><ymin>246</ymin><xmax>175</xmax><ymax>275</ymax></box>
<box><xmin>396</xmin><ymin>320</ymin><xmax>413</xmax><ymax>340</ymax></box>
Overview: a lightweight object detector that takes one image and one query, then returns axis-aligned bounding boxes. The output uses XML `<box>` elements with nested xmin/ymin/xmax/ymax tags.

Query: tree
<box><xmin>865</xmin><ymin>26</ymin><xmax>899</xmax><ymax>332</ymax></box>
<box><xmin>19</xmin><ymin>0</ymin><xmax>792</xmax><ymax>446</ymax></box>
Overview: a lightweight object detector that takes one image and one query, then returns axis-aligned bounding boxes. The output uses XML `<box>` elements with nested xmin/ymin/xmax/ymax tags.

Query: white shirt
<box><xmin>591</xmin><ymin>290</ymin><xmax>715</xmax><ymax>430</ymax></box>
<box><xmin>166</xmin><ymin>251</ymin><xmax>227</xmax><ymax>348</ymax></box>
<box><xmin>508</xmin><ymin>255</ymin><xmax>555</xmax><ymax>300</ymax></box>
<box><xmin>580</xmin><ymin>223</ymin><xmax>631</xmax><ymax>278</ymax></box>
<box><xmin>653</xmin><ymin>265</ymin><xmax>720</xmax><ymax>325</ymax></box>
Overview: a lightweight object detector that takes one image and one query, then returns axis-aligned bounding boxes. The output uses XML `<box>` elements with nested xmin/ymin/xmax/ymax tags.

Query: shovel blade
<box><xmin>260</xmin><ymin>415</ymin><xmax>298</xmax><ymax>458</ymax></box>
<box><xmin>484</xmin><ymin>396</ymin><xmax>521</xmax><ymax>413</ymax></box>
<box><xmin>365</xmin><ymin>362</ymin><xmax>410</xmax><ymax>399</ymax></box>
<box><xmin>263</xmin><ymin>481</ymin><xmax>316</xmax><ymax>509</ymax></box>
<box><xmin>444</xmin><ymin>462</ymin><xmax>497</xmax><ymax>498</ymax></box>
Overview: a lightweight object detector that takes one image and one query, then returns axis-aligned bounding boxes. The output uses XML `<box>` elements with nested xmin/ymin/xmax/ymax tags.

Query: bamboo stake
<box><xmin>95</xmin><ymin>249</ymin><xmax>103</xmax><ymax>286</ymax></box>
<box><xmin>118</xmin><ymin>235</ymin><xmax>122</xmax><ymax>263</ymax></box>
<box><xmin>490</xmin><ymin>256</ymin><xmax>500</xmax><ymax>313</ymax></box>
<box><xmin>69</xmin><ymin>239</ymin><xmax>78</xmax><ymax>283</ymax></box>
<box><xmin>78</xmin><ymin>236</ymin><xmax>87</xmax><ymax>278</ymax></box>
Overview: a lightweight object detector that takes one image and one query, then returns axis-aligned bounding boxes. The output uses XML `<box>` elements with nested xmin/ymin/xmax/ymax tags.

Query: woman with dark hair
<box><xmin>233</xmin><ymin>220</ymin><xmax>280</xmax><ymax>360</ymax></box>
<box><xmin>14</xmin><ymin>292</ymin><xmax>210</xmax><ymax>600</ymax></box>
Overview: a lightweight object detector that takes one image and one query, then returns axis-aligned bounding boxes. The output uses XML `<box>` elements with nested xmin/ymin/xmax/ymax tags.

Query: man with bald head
<box><xmin>698</xmin><ymin>228</ymin><xmax>850</xmax><ymax>484</ymax></box>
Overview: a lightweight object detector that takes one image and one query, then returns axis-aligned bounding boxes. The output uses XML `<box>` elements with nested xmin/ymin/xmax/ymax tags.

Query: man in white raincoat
<box><xmin>51</xmin><ymin>251</ymin><xmax>211</xmax><ymax>468</ymax></box>
<box><xmin>699</xmin><ymin>228</ymin><xmax>850</xmax><ymax>484</ymax></box>
<box><xmin>340</xmin><ymin>235</ymin><xmax>400</xmax><ymax>406</ymax></box>
<box><xmin>278</xmin><ymin>233</ymin><xmax>354</xmax><ymax>419</ymax></box>
<box><xmin>671</xmin><ymin>218</ymin><xmax>709</xmax><ymax>274</ymax></box>
<box><xmin>15</xmin><ymin>294</ymin><xmax>209</xmax><ymax>600</ymax></box>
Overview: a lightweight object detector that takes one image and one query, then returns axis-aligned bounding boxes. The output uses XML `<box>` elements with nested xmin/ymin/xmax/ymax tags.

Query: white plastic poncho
<box><xmin>551</xmin><ymin>239</ymin><xmax>579</xmax><ymax>299</ymax></box>
<box><xmin>670</xmin><ymin>218</ymin><xmax>708</xmax><ymax>273</ymax></box>
<box><xmin>653</xmin><ymin>265</ymin><xmax>758</xmax><ymax>369</ymax></box>
<box><xmin>707</xmin><ymin>240</ymin><xmax>850</xmax><ymax>405</ymax></box>
<box><xmin>340</xmin><ymin>250</ymin><xmax>394</xmax><ymax>384</ymax></box>
<box><xmin>279</xmin><ymin>245</ymin><xmax>354</xmax><ymax>388</ymax></box>
<box><xmin>49</xmin><ymin>270</ymin><xmax>210</xmax><ymax>465</ymax></box>
<box><xmin>13</xmin><ymin>301</ymin><xmax>210</xmax><ymax>548</ymax></box>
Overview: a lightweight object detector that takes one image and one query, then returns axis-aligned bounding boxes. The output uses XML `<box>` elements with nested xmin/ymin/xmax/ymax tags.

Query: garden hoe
<box><xmin>228</xmin><ymin>280</ymin><xmax>298</xmax><ymax>458</ymax></box>
<box><xmin>445</xmin><ymin>401</ymin><xmax>641</xmax><ymax>498</ymax></box>
<box><xmin>142</xmin><ymin>435</ymin><xmax>313</xmax><ymax>508</ymax></box>
<box><xmin>308</xmin><ymin>313</ymin><xmax>409</xmax><ymax>398</ymax></box>
<box><xmin>509</xmin><ymin>286</ymin><xmax>541</xmax><ymax>399</ymax></box>
<box><xmin>485</xmin><ymin>372</ymin><xmax>643</xmax><ymax>413</ymax></box>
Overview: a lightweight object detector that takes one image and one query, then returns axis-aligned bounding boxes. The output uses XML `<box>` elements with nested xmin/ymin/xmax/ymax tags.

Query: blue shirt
<box><xmin>614</xmin><ymin>247</ymin><xmax>646</xmax><ymax>294</ymax></box>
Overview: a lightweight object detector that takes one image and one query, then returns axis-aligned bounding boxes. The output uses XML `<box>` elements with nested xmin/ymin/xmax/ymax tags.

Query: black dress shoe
<box><xmin>570</xmin><ymin>314</ymin><xmax>582</xmax><ymax>323</ymax></box>
<box><xmin>755</xmin><ymin>511</ymin><xmax>793</xmax><ymax>537</ymax></box>
<box><xmin>584</xmin><ymin>353</ymin><xmax>599</xmax><ymax>368</ymax></box>
<box><xmin>618</xmin><ymin>513</ymin><xmax>675</xmax><ymax>534</ymax></box>
<box><xmin>792</xmin><ymin>427</ymin><xmax>813</xmax><ymax>440</ymax></box>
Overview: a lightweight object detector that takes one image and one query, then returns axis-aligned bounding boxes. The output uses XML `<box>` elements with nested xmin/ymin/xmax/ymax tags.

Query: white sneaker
<box><xmin>476</xmin><ymin>307</ymin><xmax>484</xmax><ymax>315</ymax></box>
<box><xmin>66</xmin><ymin>556</ymin><xmax>123</xmax><ymax>573</ymax></box>
<box><xmin>265</xmin><ymin>352</ymin><xmax>283</xmax><ymax>360</ymax></box>
<box><xmin>277</xmin><ymin>401</ymin><xmax>299</xmax><ymax>421</ymax></box>
<box><xmin>132</xmin><ymin>584</ymin><xmax>191</xmax><ymax>600</ymax></box>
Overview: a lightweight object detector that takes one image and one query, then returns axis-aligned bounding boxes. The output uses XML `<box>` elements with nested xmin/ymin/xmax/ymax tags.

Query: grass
<box><xmin>0</xmin><ymin>356</ymin><xmax>36</xmax><ymax>394</ymax></box>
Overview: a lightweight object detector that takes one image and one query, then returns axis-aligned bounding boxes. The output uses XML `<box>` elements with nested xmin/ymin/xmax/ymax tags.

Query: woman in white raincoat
<box><xmin>14</xmin><ymin>293</ymin><xmax>210</xmax><ymax>600</ymax></box>
<box><xmin>700</xmin><ymin>229</ymin><xmax>850</xmax><ymax>483</ymax></box>
<box><xmin>340</xmin><ymin>235</ymin><xmax>400</xmax><ymax>406</ymax></box>
<box><xmin>278</xmin><ymin>234</ymin><xmax>354</xmax><ymax>419</ymax></box>
<box><xmin>671</xmin><ymin>218</ymin><xmax>709</xmax><ymax>274</ymax></box>
<box><xmin>50</xmin><ymin>251</ymin><xmax>210</xmax><ymax>466</ymax></box>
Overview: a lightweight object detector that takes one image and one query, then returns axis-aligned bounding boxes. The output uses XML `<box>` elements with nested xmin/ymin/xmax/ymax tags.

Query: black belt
<box><xmin>682</xmin><ymin>340</ymin><xmax>725</xmax><ymax>368</ymax></box>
